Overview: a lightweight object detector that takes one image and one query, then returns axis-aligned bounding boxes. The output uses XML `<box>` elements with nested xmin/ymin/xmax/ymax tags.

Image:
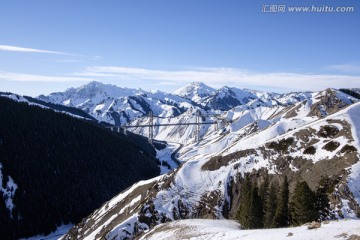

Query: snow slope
<box><xmin>346</xmin><ymin>102</ymin><xmax>360</xmax><ymax>210</ymax></box>
<box><xmin>140</xmin><ymin>219</ymin><xmax>360</xmax><ymax>240</ymax></box>
<box><xmin>156</xmin><ymin>142</ymin><xmax>182</xmax><ymax>174</ymax></box>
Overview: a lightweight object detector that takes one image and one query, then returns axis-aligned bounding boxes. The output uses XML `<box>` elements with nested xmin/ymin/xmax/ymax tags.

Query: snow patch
<box><xmin>0</xmin><ymin>163</ymin><xmax>18</xmax><ymax>217</ymax></box>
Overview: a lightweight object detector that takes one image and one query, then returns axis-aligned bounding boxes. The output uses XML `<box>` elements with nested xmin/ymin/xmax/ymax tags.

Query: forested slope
<box><xmin>0</xmin><ymin>96</ymin><xmax>160</xmax><ymax>239</ymax></box>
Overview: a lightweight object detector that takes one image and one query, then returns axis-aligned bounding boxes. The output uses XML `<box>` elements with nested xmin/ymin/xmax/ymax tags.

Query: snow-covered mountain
<box><xmin>127</xmin><ymin>88</ymin><xmax>357</xmax><ymax>145</ymax></box>
<box><xmin>173</xmin><ymin>82</ymin><xmax>216</xmax><ymax>103</ymax></box>
<box><xmin>174</xmin><ymin>82</ymin><xmax>315</xmax><ymax>111</ymax></box>
<box><xmin>60</xmin><ymin>84</ymin><xmax>360</xmax><ymax>240</ymax></box>
<box><xmin>38</xmin><ymin>81</ymin><xmax>194</xmax><ymax>125</ymax></box>
<box><xmin>38</xmin><ymin>82</ymin><xmax>357</xmax><ymax>135</ymax></box>
<box><xmin>38</xmin><ymin>81</ymin><xmax>359</xmax><ymax>153</ymax></box>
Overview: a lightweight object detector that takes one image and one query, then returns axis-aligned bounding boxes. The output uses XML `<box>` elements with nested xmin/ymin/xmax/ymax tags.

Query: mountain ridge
<box><xmin>37</xmin><ymin>81</ymin><xmax>358</xmax><ymax>127</ymax></box>
<box><xmin>54</xmin><ymin>83</ymin><xmax>360</xmax><ymax>240</ymax></box>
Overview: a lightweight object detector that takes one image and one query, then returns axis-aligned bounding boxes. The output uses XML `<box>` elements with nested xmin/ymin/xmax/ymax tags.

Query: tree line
<box><xmin>237</xmin><ymin>173</ymin><xmax>334</xmax><ymax>229</ymax></box>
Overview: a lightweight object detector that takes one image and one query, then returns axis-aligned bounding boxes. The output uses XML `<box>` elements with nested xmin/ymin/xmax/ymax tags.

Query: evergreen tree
<box><xmin>0</xmin><ymin>193</ymin><xmax>11</xmax><ymax>239</ymax></box>
<box><xmin>291</xmin><ymin>181</ymin><xmax>318</xmax><ymax>225</ymax></box>
<box><xmin>263</xmin><ymin>180</ymin><xmax>279</xmax><ymax>228</ymax></box>
<box><xmin>274</xmin><ymin>176</ymin><xmax>290</xmax><ymax>227</ymax></box>
<box><xmin>315</xmin><ymin>176</ymin><xmax>333</xmax><ymax>221</ymax></box>
<box><xmin>258</xmin><ymin>171</ymin><xmax>270</xmax><ymax>202</ymax></box>
<box><xmin>258</xmin><ymin>172</ymin><xmax>269</xmax><ymax>227</ymax></box>
<box><xmin>237</xmin><ymin>176</ymin><xmax>252</xmax><ymax>229</ymax></box>
<box><xmin>250</xmin><ymin>185</ymin><xmax>264</xmax><ymax>229</ymax></box>
<box><xmin>237</xmin><ymin>176</ymin><xmax>264</xmax><ymax>229</ymax></box>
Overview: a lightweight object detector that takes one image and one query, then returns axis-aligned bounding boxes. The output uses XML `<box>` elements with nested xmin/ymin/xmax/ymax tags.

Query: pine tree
<box><xmin>258</xmin><ymin>171</ymin><xmax>270</xmax><ymax>203</ymax></box>
<box><xmin>237</xmin><ymin>176</ymin><xmax>252</xmax><ymax>229</ymax></box>
<box><xmin>315</xmin><ymin>176</ymin><xmax>333</xmax><ymax>221</ymax></box>
<box><xmin>264</xmin><ymin>180</ymin><xmax>279</xmax><ymax>228</ymax></box>
<box><xmin>250</xmin><ymin>185</ymin><xmax>264</xmax><ymax>229</ymax></box>
<box><xmin>274</xmin><ymin>176</ymin><xmax>290</xmax><ymax>227</ymax></box>
<box><xmin>258</xmin><ymin>172</ymin><xmax>269</xmax><ymax>228</ymax></box>
<box><xmin>237</xmin><ymin>176</ymin><xmax>264</xmax><ymax>229</ymax></box>
<box><xmin>291</xmin><ymin>181</ymin><xmax>318</xmax><ymax>225</ymax></box>
<box><xmin>0</xmin><ymin>193</ymin><xmax>11</xmax><ymax>239</ymax></box>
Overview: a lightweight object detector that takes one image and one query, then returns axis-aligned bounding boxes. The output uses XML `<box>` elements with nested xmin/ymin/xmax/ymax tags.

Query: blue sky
<box><xmin>0</xmin><ymin>0</ymin><xmax>359</xmax><ymax>96</ymax></box>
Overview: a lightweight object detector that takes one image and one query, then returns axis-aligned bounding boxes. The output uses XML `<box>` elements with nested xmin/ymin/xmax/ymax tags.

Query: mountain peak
<box><xmin>189</xmin><ymin>82</ymin><xmax>209</xmax><ymax>87</ymax></box>
<box><xmin>39</xmin><ymin>81</ymin><xmax>147</xmax><ymax>108</ymax></box>
<box><xmin>174</xmin><ymin>82</ymin><xmax>216</xmax><ymax>102</ymax></box>
<box><xmin>82</xmin><ymin>80</ymin><xmax>103</xmax><ymax>86</ymax></box>
<box><xmin>78</xmin><ymin>81</ymin><xmax>116</xmax><ymax>91</ymax></box>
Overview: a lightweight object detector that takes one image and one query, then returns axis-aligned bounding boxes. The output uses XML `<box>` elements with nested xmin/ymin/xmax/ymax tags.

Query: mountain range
<box><xmin>1</xmin><ymin>81</ymin><xmax>360</xmax><ymax>239</ymax></box>
<box><xmin>34</xmin><ymin>81</ymin><xmax>360</xmax><ymax>239</ymax></box>
<box><xmin>38</xmin><ymin>81</ymin><xmax>327</xmax><ymax>125</ymax></box>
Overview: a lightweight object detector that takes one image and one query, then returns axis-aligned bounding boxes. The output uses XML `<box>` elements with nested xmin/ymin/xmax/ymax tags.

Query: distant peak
<box><xmin>189</xmin><ymin>82</ymin><xmax>214</xmax><ymax>89</ymax></box>
<box><xmin>190</xmin><ymin>82</ymin><xmax>205</xmax><ymax>87</ymax></box>
<box><xmin>77</xmin><ymin>81</ymin><xmax>127</xmax><ymax>92</ymax></box>
<box><xmin>173</xmin><ymin>82</ymin><xmax>216</xmax><ymax>102</ymax></box>
<box><xmin>80</xmin><ymin>81</ymin><xmax>105</xmax><ymax>88</ymax></box>
<box><xmin>175</xmin><ymin>82</ymin><xmax>215</xmax><ymax>92</ymax></box>
<box><xmin>89</xmin><ymin>80</ymin><xmax>103</xmax><ymax>84</ymax></box>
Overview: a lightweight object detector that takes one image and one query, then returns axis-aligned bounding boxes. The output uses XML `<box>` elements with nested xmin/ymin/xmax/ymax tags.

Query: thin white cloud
<box><xmin>0</xmin><ymin>44</ymin><xmax>103</xmax><ymax>60</ymax></box>
<box><xmin>91</xmin><ymin>56</ymin><xmax>103</xmax><ymax>60</ymax></box>
<box><xmin>0</xmin><ymin>44</ymin><xmax>67</xmax><ymax>55</ymax></box>
<box><xmin>0</xmin><ymin>71</ymin><xmax>91</xmax><ymax>82</ymax></box>
<box><xmin>326</xmin><ymin>64</ymin><xmax>360</xmax><ymax>73</ymax></box>
<box><xmin>75</xmin><ymin>66</ymin><xmax>360</xmax><ymax>92</ymax></box>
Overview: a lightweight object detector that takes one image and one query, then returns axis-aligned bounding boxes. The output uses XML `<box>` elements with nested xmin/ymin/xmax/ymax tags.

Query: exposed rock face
<box><xmin>307</xmin><ymin>89</ymin><xmax>354</xmax><ymax>117</ymax></box>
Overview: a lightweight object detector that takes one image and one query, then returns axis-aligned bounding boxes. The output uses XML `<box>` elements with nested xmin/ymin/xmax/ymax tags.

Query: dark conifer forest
<box><xmin>237</xmin><ymin>173</ymin><xmax>332</xmax><ymax>230</ymax></box>
<box><xmin>0</xmin><ymin>96</ymin><xmax>160</xmax><ymax>239</ymax></box>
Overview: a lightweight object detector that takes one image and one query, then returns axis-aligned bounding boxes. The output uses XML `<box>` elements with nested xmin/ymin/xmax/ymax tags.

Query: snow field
<box><xmin>140</xmin><ymin>219</ymin><xmax>360</xmax><ymax>240</ymax></box>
